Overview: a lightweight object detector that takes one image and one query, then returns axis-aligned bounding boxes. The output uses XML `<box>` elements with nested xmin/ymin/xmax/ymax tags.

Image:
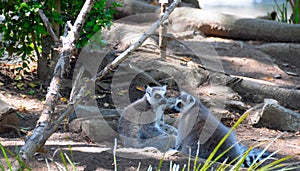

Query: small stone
<box><xmin>286</xmin><ymin>71</ymin><xmax>298</xmax><ymax>76</ymax></box>
<box><xmin>37</xmin><ymin>158</ymin><xmax>44</xmax><ymax>162</ymax></box>
<box><xmin>281</xmin><ymin>63</ymin><xmax>289</xmax><ymax>67</ymax></box>
<box><xmin>273</xmin><ymin>74</ymin><xmax>281</xmax><ymax>79</ymax></box>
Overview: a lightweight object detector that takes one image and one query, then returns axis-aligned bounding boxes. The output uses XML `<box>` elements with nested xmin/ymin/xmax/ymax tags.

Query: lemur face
<box><xmin>174</xmin><ymin>92</ymin><xmax>195</xmax><ymax>113</ymax></box>
<box><xmin>145</xmin><ymin>85</ymin><xmax>167</xmax><ymax>107</ymax></box>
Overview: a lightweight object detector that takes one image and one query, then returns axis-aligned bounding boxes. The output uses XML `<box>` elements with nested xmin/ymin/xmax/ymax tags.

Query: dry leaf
<box><xmin>180</xmin><ymin>57</ymin><xmax>192</xmax><ymax>62</ymax></box>
<box><xmin>150</xmin><ymin>1</ymin><xmax>158</xmax><ymax>5</ymax></box>
<box><xmin>264</xmin><ymin>77</ymin><xmax>274</xmax><ymax>81</ymax></box>
<box><xmin>136</xmin><ymin>86</ymin><xmax>145</xmax><ymax>92</ymax></box>
<box><xmin>60</xmin><ymin>97</ymin><xmax>68</xmax><ymax>103</ymax></box>
<box><xmin>20</xmin><ymin>94</ymin><xmax>27</xmax><ymax>98</ymax></box>
<box><xmin>18</xmin><ymin>106</ymin><xmax>27</xmax><ymax>112</ymax></box>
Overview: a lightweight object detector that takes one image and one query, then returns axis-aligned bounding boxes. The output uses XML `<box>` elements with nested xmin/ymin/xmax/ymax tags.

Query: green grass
<box><xmin>0</xmin><ymin>143</ymin><xmax>12</xmax><ymax>171</ymax></box>
<box><xmin>293</xmin><ymin>0</ymin><xmax>300</xmax><ymax>23</ymax></box>
<box><xmin>0</xmin><ymin>143</ymin><xmax>31</xmax><ymax>171</ymax></box>
<box><xmin>274</xmin><ymin>0</ymin><xmax>300</xmax><ymax>23</ymax></box>
<box><xmin>149</xmin><ymin>110</ymin><xmax>300</xmax><ymax>171</ymax></box>
<box><xmin>274</xmin><ymin>0</ymin><xmax>289</xmax><ymax>23</ymax></box>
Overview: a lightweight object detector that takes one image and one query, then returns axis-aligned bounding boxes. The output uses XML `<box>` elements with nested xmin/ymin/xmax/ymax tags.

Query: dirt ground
<box><xmin>0</xmin><ymin>36</ymin><xmax>300</xmax><ymax>171</ymax></box>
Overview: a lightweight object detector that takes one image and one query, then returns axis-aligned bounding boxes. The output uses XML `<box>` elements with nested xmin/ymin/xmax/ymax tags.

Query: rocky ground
<box><xmin>0</xmin><ymin>33</ymin><xmax>300</xmax><ymax>171</ymax></box>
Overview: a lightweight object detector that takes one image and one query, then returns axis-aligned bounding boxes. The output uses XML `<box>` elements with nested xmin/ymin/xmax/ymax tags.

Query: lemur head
<box><xmin>174</xmin><ymin>91</ymin><xmax>196</xmax><ymax>113</ymax></box>
<box><xmin>145</xmin><ymin>85</ymin><xmax>167</xmax><ymax>107</ymax></box>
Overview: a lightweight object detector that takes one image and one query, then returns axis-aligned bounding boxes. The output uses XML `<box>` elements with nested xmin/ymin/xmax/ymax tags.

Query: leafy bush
<box><xmin>0</xmin><ymin>0</ymin><xmax>120</xmax><ymax>67</ymax></box>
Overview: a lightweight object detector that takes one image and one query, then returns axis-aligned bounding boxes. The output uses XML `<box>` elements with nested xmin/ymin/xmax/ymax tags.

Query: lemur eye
<box><xmin>176</xmin><ymin>102</ymin><xmax>183</xmax><ymax>108</ymax></box>
<box><xmin>154</xmin><ymin>94</ymin><xmax>162</xmax><ymax>99</ymax></box>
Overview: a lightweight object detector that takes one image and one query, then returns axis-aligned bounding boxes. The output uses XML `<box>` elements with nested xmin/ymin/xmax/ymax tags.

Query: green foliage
<box><xmin>292</xmin><ymin>0</ymin><xmax>300</xmax><ymax>23</ymax></box>
<box><xmin>0</xmin><ymin>143</ymin><xmax>12</xmax><ymax>171</ymax></box>
<box><xmin>273</xmin><ymin>0</ymin><xmax>300</xmax><ymax>24</ymax></box>
<box><xmin>0</xmin><ymin>143</ymin><xmax>31</xmax><ymax>171</ymax></box>
<box><xmin>274</xmin><ymin>0</ymin><xmax>289</xmax><ymax>23</ymax></box>
<box><xmin>0</xmin><ymin>0</ymin><xmax>120</xmax><ymax>66</ymax></box>
<box><xmin>0</xmin><ymin>1</ymin><xmax>44</xmax><ymax>61</ymax></box>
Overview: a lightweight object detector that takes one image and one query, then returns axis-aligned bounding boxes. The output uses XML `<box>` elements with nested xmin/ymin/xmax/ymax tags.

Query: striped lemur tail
<box><xmin>240</xmin><ymin>144</ymin><xmax>271</xmax><ymax>167</ymax></box>
<box><xmin>173</xmin><ymin>91</ymin><xmax>271</xmax><ymax>167</ymax></box>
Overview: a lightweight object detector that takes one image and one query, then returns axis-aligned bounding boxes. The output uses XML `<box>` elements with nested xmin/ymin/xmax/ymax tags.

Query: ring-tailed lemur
<box><xmin>118</xmin><ymin>85</ymin><xmax>177</xmax><ymax>148</ymax></box>
<box><xmin>174</xmin><ymin>91</ymin><xmax>269</xmax><ymax>167</ymax></box>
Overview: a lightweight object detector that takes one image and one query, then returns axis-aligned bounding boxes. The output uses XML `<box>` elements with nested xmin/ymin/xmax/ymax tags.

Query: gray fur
<box><xmin>118</xmin><ymin>85</ymin><xmax>177</xmax><ymax>149</ymax></box>
<box><xmin>175</xmin><ymin>92</ymin><xmax>242</xmax><ymax>162</ymax></box>
<box><xmin>175</xmin><ymin>92</ymin><xmax>269</xmax><ymax>166</ymax></box>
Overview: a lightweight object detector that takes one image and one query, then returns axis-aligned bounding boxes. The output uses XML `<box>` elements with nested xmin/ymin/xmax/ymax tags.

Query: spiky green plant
<box><xmin>142</xmin><ymin>110</ymin><xmax>300</xmax><ymax>171</ymax></box>
<box><xmin>274</xmin><ymin>0</ymin><xmax>289</xmax><ymax>23</ymax></box>
<box><xmin>0</xmin><ymin>143</ymin><xmax>12</xmax><ymax>171</ymax></box>
<box><xmin>0</xmin><ymin>143</ymin><xmax>31</xmax><ymax>171</ymax></box>
<box><xmin>113</xmin><ymin>138</ymin><xmax>118</xmax><ymax>171</ymax></box>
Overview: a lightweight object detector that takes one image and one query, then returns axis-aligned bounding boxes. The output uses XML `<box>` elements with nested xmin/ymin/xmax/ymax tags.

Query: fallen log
<box><xmin>107</xmin><ymin>0</ymin><xmax>199</xmax><ymax>18</ymax></box>
<box><xmin>169</xmin><ymin>7</ymin><xmax>300</xmax><ymax>43</ymax></box>
<box><xmin>209</xmin><ymin>71</ymin><xmax>300</xmax><ymax>110</ymax></box>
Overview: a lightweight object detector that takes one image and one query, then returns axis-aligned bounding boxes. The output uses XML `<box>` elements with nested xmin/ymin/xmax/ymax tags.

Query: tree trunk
<box><xmin>169</xmin><ymin>7</ymin><xmax>300</xmax><ymax>43</ymax></box>
<box><xmin>17</xmin><ymin>0</ymin><xmax>95</xmax><ymax>164</ymax></box>
<box><xmin>38</xmin><ymin>35</ymin><xmax>52</xmax><ymax>84</ymax></box>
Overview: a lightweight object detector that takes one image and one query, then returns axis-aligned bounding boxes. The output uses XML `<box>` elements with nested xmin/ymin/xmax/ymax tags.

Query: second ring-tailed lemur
<box><xmin>174</xmin><ymin>91</ymin><xmax>269</xmax><ymax>167</ymax></box>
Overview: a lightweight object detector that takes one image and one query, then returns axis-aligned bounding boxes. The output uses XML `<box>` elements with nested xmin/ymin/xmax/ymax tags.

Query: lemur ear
<box><xmin>146</xmin><ymin>85</ymin><xmax>152</xmax><ymax>94</ymax></box>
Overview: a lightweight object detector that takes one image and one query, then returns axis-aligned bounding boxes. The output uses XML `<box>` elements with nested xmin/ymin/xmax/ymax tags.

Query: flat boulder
<box><xmin>247</xmin><ymin>99</ymin><xmax>300</xmax><ymax>132</ymax></box>
<box><xmin>0</xmin><ymin>98</ymin><xmax>18</xmax><ymax>134</ymax></box>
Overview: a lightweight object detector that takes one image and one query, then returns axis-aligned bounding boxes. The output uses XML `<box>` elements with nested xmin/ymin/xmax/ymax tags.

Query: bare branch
<box><xmin>93</xmin><ymin>0</ymin><xmax>181</xmax><ymax>82</ymax></box>
<box><xmin>38</xmin><ymin>9</ymin><xmax>60</xmax><ymax>43</ymax></box>
<box><xmin>159</xmin><ymin>0</ymin><xmax>168</xmax><ymax>59</ymax></box>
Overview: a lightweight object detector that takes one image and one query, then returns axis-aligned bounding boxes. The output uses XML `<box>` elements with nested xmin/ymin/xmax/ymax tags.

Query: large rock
<box><xmin>69</xmin><ymin>105</ymin><xmax>120</xmax><ymax>143</ymax></box>
<box><xmin>119</xmin><ymin>133</ymin><xmax>176</xmax><ymax>151</ymax></box>
<box><xmin>247</xmin><ymin>99</ymin><xmax>300</xmax><ymax>132</ymax></box>
<box><xmin>0</xmin><ymin>98</ymin><xmax>18</xmax><ymax>134</ymax></box>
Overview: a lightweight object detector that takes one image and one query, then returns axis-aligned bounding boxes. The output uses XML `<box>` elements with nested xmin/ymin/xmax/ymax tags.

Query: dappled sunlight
<box><xmin>219</xmin><ymin>56</ymin><xmax>295</xmax><ymax>85</ymax></box>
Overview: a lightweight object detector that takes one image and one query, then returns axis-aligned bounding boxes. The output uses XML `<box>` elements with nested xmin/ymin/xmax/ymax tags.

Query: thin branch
<box><xmin>93</xmin><ymin>0</ymin><xmax>181</xmax><ymax>82</ymax></box>
<box><xmin>38</xmin><ymin>9</ymin><xmax>60</xmax><ymax>43</ymax></box>
<box><xmin>159</xmin><ymin>1</ymin><xmax>168</xmax><ymax>59</ymax></box>
<box><xmin>69</xmin><ymin>67</ymin><xmax>85</xmax><ymax>102</ymax></box>
<box><xmin>31</xmin><ymin>31</ymin><xmax>41</xmax><ymax>60</ymax></box>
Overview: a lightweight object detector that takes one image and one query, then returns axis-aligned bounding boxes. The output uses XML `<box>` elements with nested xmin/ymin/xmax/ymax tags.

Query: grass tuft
<box><xmin>113</xmin><ymin>138</ymin><xmax>118</xmax><ymax>171</ymax></box>
<box><xmin>0</xmin><ymin>143</ymin><xmax>12</xmax><ymax>171</ymax></box>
